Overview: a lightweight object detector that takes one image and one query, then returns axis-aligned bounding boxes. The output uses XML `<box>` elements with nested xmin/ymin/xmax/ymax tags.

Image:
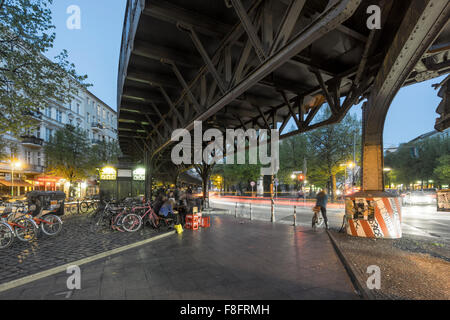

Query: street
<box><xmin>209</xmin><ymin>197</ymin><xmax>450</xmax><ymax>242</ymax></box>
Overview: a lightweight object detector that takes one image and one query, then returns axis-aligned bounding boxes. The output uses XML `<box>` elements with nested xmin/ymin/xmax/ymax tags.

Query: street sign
<box><xmin>292</xmin><ymin>171</ymin><xmax>303</xmax><ymax>174</ymax></box>
<box><xmin>274</xmin><ymin>178</ymin><xmax>279</xmax><ymax>186</ymax></box>
<box><xmin>250</xmin><ymin>181</ymin><xmax>255</xmax><ymax>187</ymax></box>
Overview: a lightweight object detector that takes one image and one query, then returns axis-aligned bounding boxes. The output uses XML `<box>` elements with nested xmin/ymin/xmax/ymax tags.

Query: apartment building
<box><xmin>0</xmin><ymin>87</ymin><xmax>118</xmax><ymax>198</ymax></box>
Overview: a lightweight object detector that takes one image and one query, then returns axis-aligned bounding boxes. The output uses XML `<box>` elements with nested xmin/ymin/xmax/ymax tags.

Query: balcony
<box><xmin>25</xmin><ymin>164</ymin><xmax>45</xmax><ymax>174</ymax></box>
<box><xmin>20</xmin><ymin>135</ymin><xmax>44</xmax><ymax>149</ymax></box>
<box><xmin>91</xmin><ymin>122</ymin><xmax>104</xmax><ymax>132</ymax></box>
<box><xmin>91</xmin><ymin>139</ymin><xmax>103</xmax><ymax>145</ymax></box>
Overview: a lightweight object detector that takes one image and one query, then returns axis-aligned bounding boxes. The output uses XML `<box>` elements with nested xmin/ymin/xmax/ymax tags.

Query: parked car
<box><xmin>402</xmin><ymin>190</ymin><xmax>436</xmax><ymax>205</ymax></box>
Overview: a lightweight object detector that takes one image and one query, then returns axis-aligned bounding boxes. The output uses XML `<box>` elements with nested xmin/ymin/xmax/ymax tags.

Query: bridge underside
<box><xmin>117</xmin><ymin>0</ymin><xmax>450</xmax><ymax>189</ymax></box>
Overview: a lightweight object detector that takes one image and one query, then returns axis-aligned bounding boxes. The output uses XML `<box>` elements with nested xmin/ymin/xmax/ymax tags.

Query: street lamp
<box><xmin>10</xmin><ymin>160</ymin><xmax>22</xmax><ymax>198</ymax></box>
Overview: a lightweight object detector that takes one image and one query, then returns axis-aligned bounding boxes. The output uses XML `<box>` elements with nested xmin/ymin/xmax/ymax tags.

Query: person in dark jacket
<box><xmin>315</xmin><ymin>188</ymin><xmax>329</xmax><ymax>229</ymax></box>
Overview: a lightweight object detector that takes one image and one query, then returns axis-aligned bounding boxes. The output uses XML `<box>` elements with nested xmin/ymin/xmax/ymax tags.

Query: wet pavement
<box><xmin>0</xmin><ymin>215</ymin><xmax>359</xmax><ymax>300</ymax></box>
<box><xmin>0</xmin><ymin>214</ymin><xmax>166</xmax><ymax>286</ymax></box>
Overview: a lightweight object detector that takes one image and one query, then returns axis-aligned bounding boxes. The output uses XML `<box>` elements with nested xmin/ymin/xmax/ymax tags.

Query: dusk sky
<box><xmin>46</xmin><ymin>1</ymin><xmax>447</xmax><ymax>148</ymax></box>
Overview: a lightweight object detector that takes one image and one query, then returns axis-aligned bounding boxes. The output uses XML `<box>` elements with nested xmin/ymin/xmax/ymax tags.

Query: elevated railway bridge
<box><xmin>117</xmin><ymin>0</ymin><xmax>450</xmax><ymax>238</ymax></box>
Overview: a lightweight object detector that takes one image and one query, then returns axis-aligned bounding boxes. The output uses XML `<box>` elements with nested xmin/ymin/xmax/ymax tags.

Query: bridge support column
<box><xmin>344</xmin><ymin>0</ymin><xmax>450</xmax><ymax>239</ymax></box>
<box><xmin>144</xmin><ymin>148</ymin><xmax>153</xmax><ymax>202</ymax></box>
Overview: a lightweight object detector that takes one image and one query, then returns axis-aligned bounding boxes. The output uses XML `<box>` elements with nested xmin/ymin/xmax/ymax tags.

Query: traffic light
<box><xmin>298</xmin><ymin>174</ymin><xmax>305</xmax><ymax>181</ymax></box>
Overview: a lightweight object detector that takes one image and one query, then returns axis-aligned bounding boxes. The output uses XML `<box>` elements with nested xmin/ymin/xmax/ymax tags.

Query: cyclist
<box><xmin>315</xmin><ymin>188</ymin><xmax>329</xmax><ymax>229</ymax></box>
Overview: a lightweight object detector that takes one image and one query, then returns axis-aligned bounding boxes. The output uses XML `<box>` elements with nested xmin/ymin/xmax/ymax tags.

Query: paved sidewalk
<box><xmin>0</xmin><ymin>215</ymin><xmax>164</xmax><ymax>285</ymax></box>
<box><xmin>0</xmin><ymin>215</ymin><xmax>359</xmax><ymax>300</ymax></box>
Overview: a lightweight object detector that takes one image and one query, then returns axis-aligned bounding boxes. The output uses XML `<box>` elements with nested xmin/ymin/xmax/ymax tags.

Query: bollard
<box><xmin>271</xmin><ymin>198</ymin><xmax>275</xmax><ymax>222</ymax></box>
<box><xmin>77</xmin><ymin>199</ymin><xmax>80</xmax><ymax>215</ymax></box>
<box><xmin>293</xmin><ymin>205</ymin><xmax>296</xmax><ymax>226</ymax></box>
<box><xmin>235</xmin><ymin>202</ymin><xmax>237</xmax><ymax>218</ymax></box>
<box><xmin>249</xmin><ymin>203</ymin><xmax>252</xmax><ymax>220</ymax></box>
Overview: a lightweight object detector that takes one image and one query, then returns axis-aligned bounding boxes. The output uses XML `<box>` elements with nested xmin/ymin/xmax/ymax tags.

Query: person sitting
<box><xmin>158</xmin><ymin>198</ymin><xmax>180</xmax><ymax>225</ymax></box>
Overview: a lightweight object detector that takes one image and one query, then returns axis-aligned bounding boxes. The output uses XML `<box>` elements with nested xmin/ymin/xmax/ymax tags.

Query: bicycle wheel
<box><xmin>40</xmin><ymin>214</ymin><xmax>63</xmax><ymax>236</ymax></box>
<box><xmin>90</xmin><ymin>213</ymin><xmax>110</xmax><ymax>233</ymax></box>
<box><xmin>79</xmin><ymin>201</ymin><xmax>89</xmax><ymax>213</ymax></box>
<box><xmin>316</xmin><ymin>214</ymin><xmax>324</xmax><ymax>228</ymax></box>
<box><xmin>121</xmin><ymin>213</ymin><xmax>142</xmax><ymax>232</ymax></box>
<box><xmin>14</xmin><ymin>218</ymin><xmax>37</xmax><ymax>242</ymax></box>
<box><xmin>0</xmin><ymin>222</ymin><xmax>14</xmax><ymax>249</ymax></box>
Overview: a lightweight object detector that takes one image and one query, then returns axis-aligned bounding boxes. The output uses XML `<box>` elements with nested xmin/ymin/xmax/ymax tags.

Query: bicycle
<box><xmin>312</xmin><ymin>206</ymin><xmax>324</xmax><ymax>231</ymax></box>
<box><xmin>79</xmin><ymin>198</ymin><xmax>99</xmax><ymax>214</ymax></box>
<box><xmin>0</xmin><ymin>221</ymin><xmax>15</xmax><ymax>249</ymax></box>
<box><xmin>1</xmin><ymin>209</ymin><xmax>38</xmax><ymax>242</ymax></box>
<box><xmin>90</xmin><ymin>201</ymin><xmax>125</xmax><ymax>233</ymax></box>
<box><xmin>122</xmin><ymin>201</ymin><xmax>174</xmax><ymax>232</ymax></box>
<box><xmin>30</xmin><ymin>212</ymin><xmax>63</xmax><ymax>236</ymax></box>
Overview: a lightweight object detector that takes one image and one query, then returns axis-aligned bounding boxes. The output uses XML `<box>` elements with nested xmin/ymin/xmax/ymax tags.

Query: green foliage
<box><xmin>384</xmin><ymin>134</ymin><xmax>450</xmax><ymax>187</ymax></box>
<box><xmin>0</xmin><ymin>0</ymin><xmax>89</xmax><ymax>136</ymax></box>
<box><xmin>214</xmin><ymin>147</ymin><xmax>261</xmax><ymax>189</ymax></box>
<box><xmin>213</xmin><ymin>110</ymin><xmax>361</xmax><ymax>195</ymax></box>
<box><xmin>44</xmin><ymin>124</ymin><xmax>92</xmax><ymax>182</ymax></box>
<box><xmin>89</xmin><ymin>140</ymin><xmax>122</xmax><ymax>168</ymax></box>
<box><xmin>434</xmin><ymin>155</ymin><xmax>450</xmax><ymax>184</ymax></box>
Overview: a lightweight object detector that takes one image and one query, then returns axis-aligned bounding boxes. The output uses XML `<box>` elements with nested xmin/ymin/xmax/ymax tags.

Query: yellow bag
<box><xmin>174</xmin><ymin>224</ymin><xmax>183</xmax><ymax>234</ymax></box>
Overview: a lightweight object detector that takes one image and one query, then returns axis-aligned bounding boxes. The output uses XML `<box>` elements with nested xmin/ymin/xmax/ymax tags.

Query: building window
<box><xmin>56</xmin><ymin>109</ymin><xmax>62</xmax><ymax>122</ymax></box>
<box><xmin>45</xmin><ymin>106</ymin><xmax>52</xmax><ymax>118</ymax></box>
<box><xmin>26</xmin><ymin>151</ymin><xmax>32</xmax><ymax>164</ymax></box>
<box><xmin>36</xmin><ymin>126</ymin><xmax>41</xmax><ymax>139</ymax></box>
<box><xmin>87</xmin><ymin>112</ymin><xmax>90</xmax><ymax>124</ymax></box>
<box><xmin>45</xmin><ymin>128</ymin><xmax>53</xmax><ymax>142</ymax></box>
<box><xmin>37</xmin><ymin>152</ymin><xmax>41</xmax><ymax>166</ymax></box>
<box><xmin>76</xmin><ymin>103</ymin><xmax>80</xmax><ymax>114</ymax></box>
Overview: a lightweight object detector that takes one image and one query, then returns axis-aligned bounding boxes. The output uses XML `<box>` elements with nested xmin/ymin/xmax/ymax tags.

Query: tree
<box><xmin>385</xmin><ymin>134</ymin><xmax>450</xmax><ymax>188</ymax></box>
<box><xmin>278</xmin><ymin>127</ymin><xmax>309</xmax><ymax>188</ymax></box>
<box><xmin>44</xmin><ymin>124</ymin><xmax>91</xmax><ymax>197</ymax></box>
<box><xmin>89</xmin><ymin>140</ymin><xmax>122</xmax><ymax>168</ymax></box>
<box><xmin>0</xmin><ymin>0</ymin><xmax>89</xmax><ymax>135</ymax></box>
<box><xmin>305</xmin><ymin>110</ymin><xmax>361</xmax><ymax>199</ymax></box>
<box><xmin>434</xmin><ymin>155</ymin><xmax>450</xmax><ymax>185</ymax></box>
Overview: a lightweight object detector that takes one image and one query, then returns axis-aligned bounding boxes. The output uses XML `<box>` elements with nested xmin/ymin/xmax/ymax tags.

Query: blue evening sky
<box><xmin>45</xmin><ymin>1</ymin><xmax>446</xmax><ymax>147</ymax></box>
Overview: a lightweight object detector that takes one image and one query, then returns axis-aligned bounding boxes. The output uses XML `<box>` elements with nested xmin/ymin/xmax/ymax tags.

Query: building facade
<box><xmin>0</xmin><ymin>87</ymin><xmax>118</xmax><ymax>199</ymax></box>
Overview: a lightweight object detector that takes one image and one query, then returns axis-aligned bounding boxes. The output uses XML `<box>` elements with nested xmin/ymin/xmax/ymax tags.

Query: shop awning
<box><xmin>0</xmin><ymin>180</ymin><xmax>33</xmax><ymax>187</ymax></box>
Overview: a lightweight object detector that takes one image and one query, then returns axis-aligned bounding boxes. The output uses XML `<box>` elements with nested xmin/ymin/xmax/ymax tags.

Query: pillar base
<box><xmin>345</xmin><ymin>191</ymin><xmax>402</xmax><ymax>239</ymax></box>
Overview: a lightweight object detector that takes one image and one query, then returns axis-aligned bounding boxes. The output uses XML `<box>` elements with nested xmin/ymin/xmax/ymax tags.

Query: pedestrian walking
<box><xmin>315</xmin><ymin>188</ymin><xmax>329</xmax><ymax>229</ymax></box>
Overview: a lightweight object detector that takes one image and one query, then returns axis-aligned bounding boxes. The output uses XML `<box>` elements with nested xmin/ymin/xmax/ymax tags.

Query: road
<box><xmin>209</xmin><ymin>197</ymin><xmax>450</xmax><ymax>242</ymax></box>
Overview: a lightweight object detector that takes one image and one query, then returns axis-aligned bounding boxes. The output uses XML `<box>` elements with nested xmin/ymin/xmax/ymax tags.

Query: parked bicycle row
<box><xmin>89</xmin><ymin>199</ymin><xmax>176</xmax><ymax>234</ymax></box>
<box><xmin>0</xmin><ymin>207</ymin><xmax>63</xmax><ymax>249</ymax></box>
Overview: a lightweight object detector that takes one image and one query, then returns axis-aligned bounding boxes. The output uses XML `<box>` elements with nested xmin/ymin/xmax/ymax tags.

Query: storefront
<box><xmin>99</xmin><ymin>165</ymin><xmax>146</xmax><ymax>201</ymax></box>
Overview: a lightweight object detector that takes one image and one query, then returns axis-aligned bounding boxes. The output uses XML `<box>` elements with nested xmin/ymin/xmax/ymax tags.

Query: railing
<box><xmin>20</xmin><ymin>135</ymin><xmax>44</xmax><ymax>147</ymax></box>
<box><xmin>91</xmin><ymin>122</ymin><xmax>103</xmax><ymax>129</ymax></box>
<box><xmin>91</xmin><ymin>139</ymin><xmax>103</xmax><ymax>145</ymax></box>
<box><xmin>27</xmin><ymin>165</ymin><xmax>45</xmax><ymax>173</ymax></box>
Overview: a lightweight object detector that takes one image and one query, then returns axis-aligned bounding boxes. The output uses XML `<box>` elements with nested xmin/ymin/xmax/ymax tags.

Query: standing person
<box><xmin>315</xmin><ymin>188</ymin><xmax>329</xmax><ymax>229</ymax></box>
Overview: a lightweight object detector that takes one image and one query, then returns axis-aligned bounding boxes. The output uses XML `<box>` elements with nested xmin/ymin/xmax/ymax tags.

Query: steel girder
<box><xmin>117</xmin><ymin>0</ymin><xmax>450</xmax><ymax>169</ymax></box>
<box><xmin>361</xmin><ymin>0</ymin><xmax>450</xmax><ymax>192</ymax></box>
<box><xmin>151</xmin><ymin>0</ymin><xmax>362</xmax><ymax>157</ymax></box>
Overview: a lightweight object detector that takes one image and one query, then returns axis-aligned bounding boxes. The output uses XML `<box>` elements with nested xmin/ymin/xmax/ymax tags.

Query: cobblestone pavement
<box><xmin>331</xmin><ymin>231</ymin><xmax>450</xmax><ymax>300</ymax></box>
<box><xmin>0</xmin><ymin>215</ymin><xmax>359</xmax><ymax>300</ymax></box>
<box><xmin>0</xmin><ymin>213</ymin><xmax>167</xmax><ymax>285</ymax></box>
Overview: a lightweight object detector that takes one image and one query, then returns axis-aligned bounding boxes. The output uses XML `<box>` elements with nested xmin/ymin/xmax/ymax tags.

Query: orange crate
<box><xmin>201</xmin><ymin>217</ymin><xmax>210</xmax><ymax>228</ymax></box>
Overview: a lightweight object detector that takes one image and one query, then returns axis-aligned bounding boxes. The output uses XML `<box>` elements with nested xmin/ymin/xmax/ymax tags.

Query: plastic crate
<box><xmin>201</xmin><ymin>216</ymin><xmax>210</xmax><ymax>228</ymax></box>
